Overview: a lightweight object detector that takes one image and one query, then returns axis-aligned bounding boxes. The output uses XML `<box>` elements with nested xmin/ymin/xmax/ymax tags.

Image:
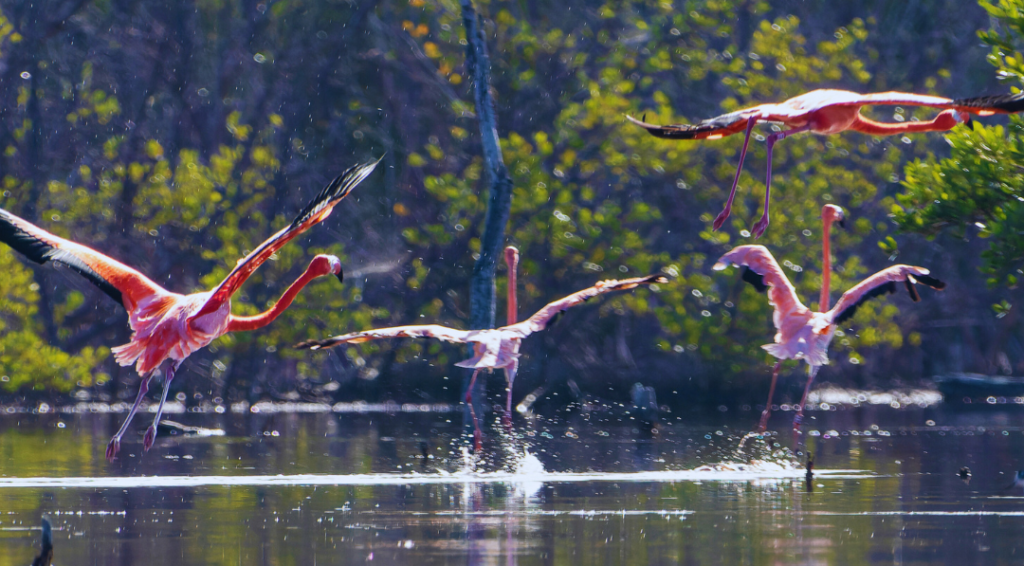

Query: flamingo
<box><xmin>296</xmin><ymin>245</ymin><xmax>666</xmax><ymax>448</ymax></box>
<box><xmin>628</xmin><ymin>89</ymin><xmax>1024</xmax><ymax>237</ymax></box>
<box><xmin>713</xmin><ymin>204</ymin><xmax>945</xmax><ymax>432</ymax></box>
<box><xmin>0</xmin><ymin>158</ymin><xmax>380</xmax><ymax>460</ymax></box>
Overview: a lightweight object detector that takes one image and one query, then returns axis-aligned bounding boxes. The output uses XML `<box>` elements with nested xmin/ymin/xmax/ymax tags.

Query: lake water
<box><xmin>2</xmin><ymin>397</ymin><xmax>1023</xmax><ymax>565</ymax></box>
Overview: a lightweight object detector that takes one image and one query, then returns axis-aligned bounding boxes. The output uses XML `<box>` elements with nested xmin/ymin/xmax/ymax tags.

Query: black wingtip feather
<box><xmin>0</xmin><ymin>208</ymin><xmax>52</xmax><ymax>264</ymax></box>
<box><xmin>953</xmin><ymin>92</ymin><xmax>1024</xmax><ymax>114</ymax></box>
<box><xmin>289</xmin><ymin>157</ymin><xmax>382</xmax><ymax>228</ymax></box>
<box><xmin>0</xmin><ymin>208</ymin><xmax>124</xmax><ymax>307</ymax></box>
<box><xmin>741</xmin><ymin>266</ymin><xmax>769</xmax><ymax>293</ymax></box>
<box><xmin>905</xmin><ymin>279</ymin><xmax>921</xmax><ymax>302</ymax></box>
<box><xmin>912</xmin><ymin>273</ymin><xmax>946</xmax><ymax>290</ymax></box>
<box><xmin>834</xmin><ymin>281</ymin><xmax>897</xmax><ymax>325</ymax></box>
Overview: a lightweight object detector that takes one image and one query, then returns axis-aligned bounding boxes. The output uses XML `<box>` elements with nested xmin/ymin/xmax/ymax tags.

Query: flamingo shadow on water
<box><xmin>0</xmin><ymin>158</ymin><xmax>381</xmax><ymax>461</ymax></box>
<box><xmin>629</xmin><ymin>89</ymin><xmax>1024</xmax><ymax>237</ymax></box>
<box><xmin>297</xmin><ymin>245</ymin><xmax>667</xmax><ymax>450</ymax></box>
<box><xmin>714</xmin><ymin>204</ymin><xmax>946</xmax><ymax>437</ymax></box>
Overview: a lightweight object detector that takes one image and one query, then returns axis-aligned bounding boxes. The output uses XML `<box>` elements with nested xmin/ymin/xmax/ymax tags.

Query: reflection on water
<box><xmin>2</xmin><ymin>404</ymin><xmax>1024</xmax><ymax>564</ymax></box>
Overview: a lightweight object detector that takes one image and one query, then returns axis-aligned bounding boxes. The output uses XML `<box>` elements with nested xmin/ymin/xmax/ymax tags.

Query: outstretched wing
<box><xmin>828</xmin><ymin>265</ymin><xmax>945</xmax><ymax>325</ymax></box>
<box><xmin>713</xmin><ymin>245</ymin><xmax>809</xmax><ymax>332</ymax></box>
<box><xmin>294</xmin><ymin>324</ymin><xmax>473</xmax><ymax>350</ymax></box>
<box><xmin>0</xmin><ymin>208</ymin><xmax>164</xmax><ymax>312</ymax></box>
<box><xmin>805</xmin><ymin>90</ymin><xmax>1024</xmax><ymax>115</ymax></box>
<box><xmin>516</xmin><ymin>275</ymin><xmax>667</xmax><ymax>334</ymax></box>
<box><xmin>194</xmin><ymin>158</ymin><xmax>380</xmax><ymax>319</ymax></box>
<box><xmin>626</xmin><ymin>109</ymin><xmax>763</xmax><ymax>140</ymax></box>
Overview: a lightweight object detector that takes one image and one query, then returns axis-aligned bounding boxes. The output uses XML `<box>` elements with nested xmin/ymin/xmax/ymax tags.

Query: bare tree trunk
<box><xmin>460</xmin><ymin>0</ymin><xmax>514</xmax><ymax>429</ymax></box>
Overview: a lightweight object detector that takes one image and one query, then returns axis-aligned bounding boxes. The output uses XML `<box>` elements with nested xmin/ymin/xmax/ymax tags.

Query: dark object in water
<box><xmin>630</xmin><ymin>383</ymin><xmax>659</xmax><ymax>423</ymax></box>
<box><xmin>958</xmin><ymin>467</ymin><xmax>972</xmax><ymax>484</ymax></box>
<box><xmin>933</xmin><ymin>373</ymin><xmax>1024</xmax><ymax>400</ymax></box>
<box><xmin>155</xmin><ymin>419</ymin><xmax>225</xmax><ymax>437</ymax></box>
<box><xmin>805</xmin><ymin>452</ymin><xmax>815</xmax><ymax>494</ymax></box>
<box><xmin>32</xmin><ymin>518</ymin><xmax>52</xmax><ymax>566</ymax></box>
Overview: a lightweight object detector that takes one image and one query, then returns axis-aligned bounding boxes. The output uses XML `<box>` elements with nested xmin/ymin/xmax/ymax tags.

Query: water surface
<box><xmin>1</xmin><ymin>401</ymin><xmax>1023</xmax><ymax>565</ymax></box>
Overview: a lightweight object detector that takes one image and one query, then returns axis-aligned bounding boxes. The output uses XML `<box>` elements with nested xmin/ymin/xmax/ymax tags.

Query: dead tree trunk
<box><xmin>460</xmin><ymin>0</ymin><xmax>514</xmax><ymax>430</ymax></box>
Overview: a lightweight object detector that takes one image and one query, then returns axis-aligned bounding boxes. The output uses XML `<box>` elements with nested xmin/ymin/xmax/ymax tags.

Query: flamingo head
<box><xmin>936</xmin><ymin>108</ymin><xmax>969</xmax><ymax>129</ymax></box>
<box><xmin>504</xmin><ymin>245</ymin><xmax>520</xmax><ymax>270</ymax></box>
<box><xmin>822</xmin><ymin>204</ymin><xmax>845</xmax><ymax>228</ymax></box>
<box><xmin>310</xmin><ymin>254</ymin><xmax>344</xmax><ymax>284</ymax></box>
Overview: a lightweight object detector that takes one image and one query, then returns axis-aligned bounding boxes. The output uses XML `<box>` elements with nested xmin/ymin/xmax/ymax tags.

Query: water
<box><xmin>2</xmin><ymin>402</ymin><xmax>1024</xmax><ymax>565</ymax></box>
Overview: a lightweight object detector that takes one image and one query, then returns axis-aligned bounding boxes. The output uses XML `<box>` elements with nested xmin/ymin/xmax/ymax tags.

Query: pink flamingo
<box><xmin>0</xmin><ymin>159</ymin><xmax>380</xmax><ymax>460</ymax></box>
<box><xmin>713</xmin><ymin>204</ymin><xmax>945</xmax><ymax>431</ymax></box>
<box><xmin>628</xmin><ymin>89</ymin><xmax>1024</xmax><ymax>237</ymax></box>
<box><xmin>297</xmin><ymin>246</ymin><xmax>666</xmax><ymax>448</ymax></box>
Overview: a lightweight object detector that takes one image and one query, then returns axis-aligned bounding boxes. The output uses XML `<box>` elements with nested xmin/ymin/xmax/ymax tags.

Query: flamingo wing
<box><xmin>828</xmin><ymin>265</ymin><xmax>945</xmax><ymax>326</ymax></box>
<box><xmin>626</xmin><ymin>107</ymin><xmax>767</xmax><ymax>140</ymax></box>
<box><xmin>518</xmin><ymin>275</ymin><xmax>667</xmax><ymax>334</ymax></box>
<box><xmin>713</xmin><ymin>245</ymin><xmax>809</xmax><ymax>331</ymax></box>
<box><xmin>804</xmin><ymin>90</ymin><xmax>1024</xmax><ymax>115</ymax></box>
<box><xmin>194</xmin><ymin>158</ymin><xmax>380</xmax><ymax>319</ymax></box>
<box><xmin>0</xmin><ymin>208</ymin><xmax>164</xmax><ymax>312</ymax></box>
<box><xmin>294</xmin><ymin>324</ymin><xmax>473</xmax><ymax>350</ymax></box>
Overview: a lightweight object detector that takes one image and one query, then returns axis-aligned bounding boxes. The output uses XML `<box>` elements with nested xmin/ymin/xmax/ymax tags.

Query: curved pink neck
<box><xmin>506</xmin><ymin>247</ymin><xmax>519</xmax><ymax>325</ymax></box>
<box><xmin>819</xmin><ymin>217</ymin><xmax>833</xmax><ymax>311</ymax></box>
<box><xmin>226</xmin><ymin>266</ymin><xmax>323</xmax><ymax>333</ymax></box>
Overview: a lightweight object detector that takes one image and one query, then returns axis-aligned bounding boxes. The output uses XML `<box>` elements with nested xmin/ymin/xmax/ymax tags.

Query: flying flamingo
<box><xmin>713</xmin><ymin>204</ymin><xmax>945</xmax><ymax>432</ymax></box>
<box><xmin>296</xmin><ymin>246</ymin><xmax>666</xmax><ymax>448</ymax></box>
<box><xmin>628</xmin><ymin>89</ymin><xmax>1024</xmax><ymax>237</ymax></box>
<box><xmin>0</xmin><ymin>159</ymin><xmax>380</xmax><ymax>460</ymax></box>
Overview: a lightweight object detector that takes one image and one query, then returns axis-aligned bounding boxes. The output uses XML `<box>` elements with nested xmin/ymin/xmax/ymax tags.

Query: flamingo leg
<box><xmin>143</xmin><ymin>361</ymin><xmax>182</xmax><ymax>452</ymax></box>
<box><xmin>713</xmin><ymin>116</ymin><xmax>757</xmax><ymax>231</ymax></box>
<box><xmin>106</xmin><ymin>370</ymin><xmax>156</xmax><ymax>461</ymax></box>
<box><xmin>464</xmin><ymin>369</ymin><xmax>484</xmax><ymax>451</ymax></box>
<box><xmin>757</xmin><ymin>361</ymin><xmax>783</xmax><ymax>432</ymax></box>
<box><xmin>793</xmin><ymin>364</ymin><xmax>820</xmax><ymax>436</ymax></box>
<box><xmin>503</xmin><ymin>361</ymin><xmax>519</xmax><ymax>430</ymax></box>
<box><xmin>751</xmin><ymin>123</ymin><xmax>813</xmax><ymax>238</ymax></box>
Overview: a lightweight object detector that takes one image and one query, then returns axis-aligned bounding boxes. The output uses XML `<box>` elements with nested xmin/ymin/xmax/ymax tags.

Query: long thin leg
<box><xmin>464</xmin><ymin>369</ymin><xmax>483</xmax><ymax>452</ymax></box>
<box><xmin>712</xmin><ymin>116</ymin><xmax>757</xmax><ymax>231</ymax></box>
<box><xmin>503</xmin><ymin>361</ymin><xmax>519</xmax><ymax>423</ymax></box>
<box><xmin>751</xmin><ymin>123</ymin><xmax>813</xmax><ymax>238</ymax></box>
<box><xmin>143</xmin><ymin>361</ymin><xmax>181</xmax><ymax>452</ymax></box>
<box><xmin>793</xmin><ymin>364</ymin><xmax>820</xmax><ymax>435</ymax></box>
<box><xmin>757</xmin><ymin>361</ymin><xmax>783</xmax><ymax>432</ymax></box>
<box><xmin>106</xmin><ymin>371</ymin><xmax>155</xmax><ymax>461</ymax></box>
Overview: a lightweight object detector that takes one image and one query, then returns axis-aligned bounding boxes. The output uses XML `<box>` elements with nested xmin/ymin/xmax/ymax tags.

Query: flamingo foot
<box><xmin>105</xmin><ymin>438</ymin><xmax>120</xmax><ymax>462</ymax></box>
<box><xmin>757</xmin><ymin>409</ymin><xmax>771</xmax><ymax>433</ymax></box>
<box><xmin>751</xmin><ymin>215</ymin><xmax>770</xmax><ymax>239</ymax></box>
<box><xmin>712</xmin><ymin>207</ymin><xmax>731</xmax><ymax>231</ymax></box>
<box><xmin>143</xmin><ymin>426</ymin><xmax>157</xmax><ymax>452</ymax></box>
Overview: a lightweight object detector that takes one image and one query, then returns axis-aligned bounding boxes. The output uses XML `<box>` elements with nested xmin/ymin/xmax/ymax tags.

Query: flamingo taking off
<box><xmin>628</xmin><ymin>89</ymin><xmax>1024</xmax><ymax>237</ymax></box>
<box><xmin>713</xmin><ymin>204</ymin><xmax>945</xmax><ymax>432</ymax></box>
<box><xmin>0</xmin><ymin>158</ymin><xmax>380</xmax><ymax>460</ymax></box>
<box><xmin>296</xmin><ymin>246</ymin><xmax>666</xmax><ymax>448</ymax></box>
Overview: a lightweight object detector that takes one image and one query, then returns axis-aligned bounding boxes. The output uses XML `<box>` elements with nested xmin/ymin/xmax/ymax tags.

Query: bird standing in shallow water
<box><xmin>629</xmin><ymin>89</ymin><xmax>1024</xmax><ymax>237</ymax></box>
<box><xmin>297</xmin><ymin>246</ymin><xmax>666</xmax><ymax>449</ymax></box>
<box><xmin>0</xmin><ymin>159</ymin><xmax>379</xmax><ymax>460</ymax></box>
<box><xmin>714</xmin><ymin>204</ymin><xmax>945</xmax><ymax>432</ymax></box>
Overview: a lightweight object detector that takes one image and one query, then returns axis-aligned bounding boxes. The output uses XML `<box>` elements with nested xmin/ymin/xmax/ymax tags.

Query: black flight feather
<box><xmin>953</xmin><ymin>92</ymin><xmax>1024</xmax><ymax>114</ymax></box>
<box><xmin>911</xmin><ymin>273</ymin><xmax>945</xmax><ymax>290</ymax></box>
<box><xmin>904</xmin><ymin>278</ymin><xmax>921</xmax><ymax>302</ymax></box>
<box><xmin>833</xmin><ymin>281</ymin><xmax>897</xmax><ymax>325</ymax></box>
<box><xmin>741</xmin><ymin>266</ymin><xmax>769</xmax><ymax>293</ymax></box>
<box><xmin>0</xmin><ymin>209</ymin><xmax>124</xmax><ymax>307</ymax></box>
<box><xmin>289</xmin><ymin>157</ymin><xmax>381</xmax><ymax>229</ymax></box>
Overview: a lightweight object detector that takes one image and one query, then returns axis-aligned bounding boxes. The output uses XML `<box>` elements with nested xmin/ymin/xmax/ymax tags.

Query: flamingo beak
<box><xmin>335</xmin><ymin>267</ymin><xmax>345</xmax><ymax>285</ymax></box>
